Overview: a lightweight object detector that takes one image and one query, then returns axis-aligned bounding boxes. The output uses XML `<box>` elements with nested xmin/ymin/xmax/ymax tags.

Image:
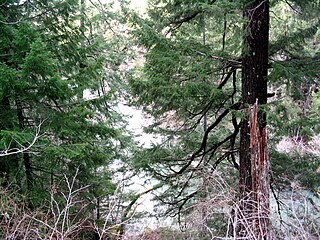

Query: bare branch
<box><xmin>0</xmin><ymin>120</ymin><xmax>45</xmax><ymax>157</ymax></box>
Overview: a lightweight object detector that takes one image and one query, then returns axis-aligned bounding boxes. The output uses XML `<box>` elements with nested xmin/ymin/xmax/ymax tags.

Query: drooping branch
<box><xmin>118</xmin><ymin>183</ymin><xmax>164</xmax><ymax>238</ymax></box>
<box><xmin>168</xmin><ymin>0</ymin><xmax>218</xmax><ymax>31</ymax></box>
<box><xmin>284</xmin><ymin>0</ymin><xmax>302</xmax><ymax>14</ymax></box>
<box><xmin>167</xmin><ymin>101</ymin><xmax>241</xmax><ymax>177</ymax></box>
<box><xmin>218</xmin><ymin>68</ymin><xmax>236</xmax><ymax>90</ymax></box>
<box><xmin>193</xmin><ymin>50</ymin><xmax>242</xmax><ymax>69</ymax></box>
<box><xmin>171</xmin><ymin>11</ymin><xmax>201</xmax><ymax>26</ymax></box>
<box><xmin>185</xmin><ymin>67</ymin><xmax>237</xmax><ymax>134</ymax></box>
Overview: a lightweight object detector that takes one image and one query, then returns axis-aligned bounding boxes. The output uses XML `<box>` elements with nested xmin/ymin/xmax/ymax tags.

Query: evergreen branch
<box><xmin>187</xmin><ymin>99</ymin><xmax>215</xmax><ymax>121</ymax></box>
<box><xmin>167</xmin><ymin>102</ymin><xmax>241</xmax><ymax>177</ymax></box>
<box><xmin>173</xmin><ymin>129</ymin><xmax>236</xmax><ymax>199</ymax></box>
<box><xmin>120</xmin><ymin>183</ymin><xmax>163</xmax><ymax>223</ymax></box>
<box><xmin>0</xmin><ymin>121</ymin><xmax>44</xmax><ymax>157</ymax></box>
<box><xmin>171</xmin><ymin>11</ymin><xmax>201</xmax><ymax>26</ymax></box>
<box><xmin>269</xmin><ymin>19</ymin><xmax>320</xmax><ymax>56</ymax></box>
<box><xmin>186</xmin><ymin>67</ymin><xmax>237</xmax><ymax>130</ymax></box>
<box><xmin>0</xmin><ymin>19</ymin><xmax>24</xmax><ymax>25</ymax></box>
<box><xmin>284</xmin><ymin>0</ymin><xmax>302</xmax><ymax>14</ymax></box>
<box><xmin>168</xmin><ymin>0</ymin><xmax>218</xmax><ymax>32</ymax></box>
<box><xmin>174</xmin><ymin>169</ymin><xmax>197</xmax><ymax>200</ymax></box>
<box><xmin>52</xmin><ymin>99</ymin><xmax>64</xmax><ymax>112</ymax></box>
<box><xmin>162</xmin><ymin>190</ymin><xmax>198</xmax><ymax>208</ymax></box>
<box><xmin>204</xmin><ymin>128</ymin><xmax>239</xmax><ymax>161</ymax></box>
<box><xmin>31</xmin><ymin>166</ymin><xmax>61</xmax><ymax>177</ymax></box>
<box><xmin>177</xmin><ymin>190</ymin><xmax>198</xmax><ymax>216</ymax></box>
<box><xmin>218</xmin><ymin>68</ymin><xmax>236</xmax><ymax>90</ymax></box>
<box><xmin>209</xmin><ymin>141</ymin><xmax>239</xmax><ymax>171</ymax></box>
<box><xmin>207</xmin><ymin>70</ymin><xmax>240</xmax><ymax>169</ymax></box>
<box><xmin>194</xmin><ymin>50</ymin><xmax>241</xmax><ymax>69</ymax></box>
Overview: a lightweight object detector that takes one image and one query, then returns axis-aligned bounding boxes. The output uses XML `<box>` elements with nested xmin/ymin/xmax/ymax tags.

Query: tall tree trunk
<box><xmin>238</xmin><ymin>0</ymin><xmax>270</xmax><ymax>239</ymax></box>
<box><xmin>15</xmin><ymin>95</ymin><xmax>33</xmax><ymax>194</ymax></box>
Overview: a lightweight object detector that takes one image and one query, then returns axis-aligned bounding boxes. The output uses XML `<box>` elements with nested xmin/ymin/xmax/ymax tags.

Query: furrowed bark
<box><xmin>238</xmin><ymin>0</ymin><xmax>270</xmax><ymax>239</ymax></box>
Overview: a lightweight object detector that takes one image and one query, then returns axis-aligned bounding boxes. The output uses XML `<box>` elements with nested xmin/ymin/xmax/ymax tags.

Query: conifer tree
<box><xmin>129</xmin><ymin>0</ymin><xmax>320</xmax><ymax>238</ymax></box>
<box><xmin>0</xmin><ymin>0</ymin><xmax>131</xmax><ymax>211</ymax></box>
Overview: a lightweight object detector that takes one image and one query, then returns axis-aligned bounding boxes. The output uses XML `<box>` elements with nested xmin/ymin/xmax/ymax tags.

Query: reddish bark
<box><xmin>238</xmin><ymin>0</ymin><xmax>270</xmax><ymax>239</ymax></box>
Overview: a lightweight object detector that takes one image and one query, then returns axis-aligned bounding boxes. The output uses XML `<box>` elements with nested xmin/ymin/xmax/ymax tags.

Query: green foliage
<box><xmin>309</xmin><ymin>91</ymin><xmax>320</xmax><ymax>127</ymax></box>
<box><xmin>0</xmin><ymin>0</ymin><xmax>133</xmax><ymax>224</ymax></box>
<box><xmin>271</xmin><ymin>150</ymin><xmax>320</xmax><ymax>190</ymax></box>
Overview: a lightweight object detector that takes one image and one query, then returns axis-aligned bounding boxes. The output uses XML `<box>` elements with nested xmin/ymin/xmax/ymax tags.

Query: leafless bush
<box><xmin>271</xmin><ymin>187</ymin><xmax>320</xmax><ymax>240</ymax></box>
<box><xmin>277</xmin><ymin>134</ymin><xmax>320</xmax><ymax>157</ymax></box>
<box><xmin>0</xmin><ymin>168</ymin><xmax>95</xmax><ymax>239</ymax></box>
<box><xmin>92</xmin><ymin>182</ymin><xmax>138</xmax><ymax>240</ymax></box>
<box><xmin>155</xmin><ymin>170</ymin><xmax>320</xmax><ymax>240</ymax></box>
<box><xmin>0</xmin><ymin>168</ymin><xmax>143</xmax><ymax>240</ymax></box>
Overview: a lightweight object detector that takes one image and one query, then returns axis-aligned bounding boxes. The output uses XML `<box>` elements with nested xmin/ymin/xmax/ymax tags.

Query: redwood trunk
<box><xmin>238</xmin><ymin>0</ymin><xmax>270</xmax><ymax>239</ymax></box>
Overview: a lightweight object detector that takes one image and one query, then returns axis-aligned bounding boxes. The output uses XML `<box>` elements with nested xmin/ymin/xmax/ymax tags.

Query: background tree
<box><xmin>0</xmin><ymin>0</ymin><xmax>135</xmax><ymax>238</ymax></box>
